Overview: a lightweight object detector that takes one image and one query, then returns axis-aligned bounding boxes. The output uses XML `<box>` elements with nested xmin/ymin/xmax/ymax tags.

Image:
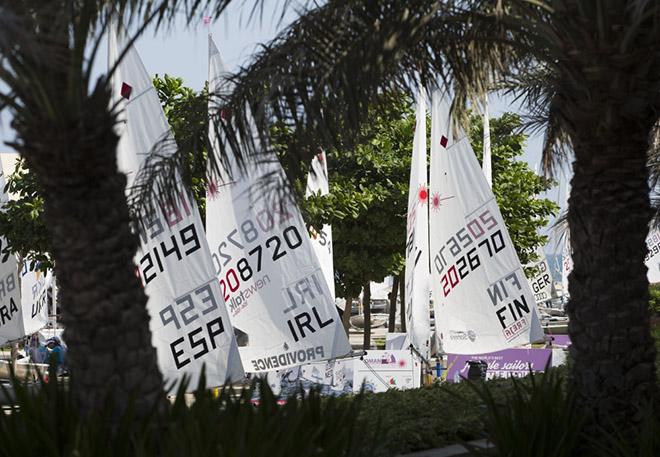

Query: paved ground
<box><xmin>399</xmin><ymin>439</ymin><xmax>494</xmax><ymax>457</ymax></box>
<box><xmin>348</xmin><ymin>325</ymin><xmax>390</xmax><ymax>350</ymax></box>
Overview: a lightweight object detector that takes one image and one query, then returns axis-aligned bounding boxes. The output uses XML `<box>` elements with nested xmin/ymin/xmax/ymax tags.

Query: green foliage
<box><xmin>653</xmin><ymin>323</ymin><xmax>660</xmax><ymax>381</ymax></box>
<box><xmin>0</xmin><ymin>75</ymin><xmax>209</xmax><ymax>266</ymax></box>
<box><xmin>310</xmin><ymin>94</ymin><xmax>413</xmax><ymax>296</ymax></box>
<box><xmin>469</xmin><ymin>113</ymin><xmax>558</xmax><ymax>266</ymax></box>
<box><xmin>0</xmin><ymin>373</ymin><xmax>377</xmax><ymax>457</ymax></box>
<box><xmin>589</xmin><ymin>410</ymin><xmax>660</xmax><ymax>457</ymax></box>
<box><xmin>297</xmin><ymin>95</ymin><xmax>557</xmax><ymax>296</ymax></box>
<box><xmin>649</xmin><ymin>284</ymin><xmax>660</xmax><ymax>315</ymax></box>
<box><xmin>153</xmin><ymin>74</ymin><xmax>209</xmax><ymax>216</ymax></box>
<box><xmin>468</xmin><ymin>368</ymin><xmax>585</xmax><ymax>457</ymax></box>
<box><xmin>0</xmin><ymin>157</ymin><xmax>50</xmax><ymax>269</ymax></box>
<box><xmin>355</xmin><ymin>382</ymin><xmax>486</xmax><ymax>456</ymax></box>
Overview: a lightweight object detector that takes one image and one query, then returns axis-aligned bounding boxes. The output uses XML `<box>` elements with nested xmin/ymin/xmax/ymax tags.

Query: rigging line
<box><xmin>360</xmin><ymin>357</ymin><xmax>392</xmax><ymax>391</ymax></box>
<box><xmin>408</xmin><ymin>343</ymin><xmax>430</xmax><ymax>367</ymax></box>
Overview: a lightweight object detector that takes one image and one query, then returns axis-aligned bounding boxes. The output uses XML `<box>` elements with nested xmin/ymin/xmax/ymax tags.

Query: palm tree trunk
<box><xmin>6</xmin><ymin>5</ymin><xmax>166</xmax><ymax>420</ymax></box>
<box><xmin>568</xmin><ymin>129</ymin><xmax>657</xmax><ymax>431</ymax></box>
<box><xmin>399</xmin><ymin>272</ymin><xmax>406</xmax><ymax>333</ymax></box>
<box><xmin>342</xmin><ymin>296</ymin><xmax>353</xmax><ymax>335</ymax></box>
<box><xmin>388</xmin><ymin>275</ymin><xmax>400</xmax><ymax>333</ymax></box>
<box><xmin>362</xmin><ymin>283</ymin><xmax>371</xmax><ymax>350</ymax></box>
<box><xmin>17</xmin><ymin>110</ymin><xmax>166</xmax><ymax>419</ymax></box>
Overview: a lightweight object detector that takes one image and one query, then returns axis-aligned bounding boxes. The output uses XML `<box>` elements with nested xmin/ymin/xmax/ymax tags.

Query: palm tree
<box><xmin>207</xmin><ymin>0</ymin><xmax>660</xmax><ymax>432</ymax></box>
<box><xmin>0</xmin><ymin>0</ymin><xmax>237</xmax><ymax>418</ymax></box>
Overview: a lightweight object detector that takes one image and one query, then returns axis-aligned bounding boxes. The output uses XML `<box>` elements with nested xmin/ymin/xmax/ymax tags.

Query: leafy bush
<box><xmin>352</xmin><ymin>380</ymin><xmax>495</xmax><ymax>456</ymax></box>
<box><xmin>0</xmin><ymin>371</ymin><xmax>378</xmax><ymax>457</ymax></box>
<box><xmin>649</xmin><ymin>283</ymin><xmax>660</xmax><ymax>315</ymax></box>
<box><xmin>589</xmin><ymin>408</ymin><xmax>660</xmax><ymax>457</ymax></box>
<box><xmin>467</xmin><ymin>368</ymin><xmax>584</xmax><ymax>457</ymax></box>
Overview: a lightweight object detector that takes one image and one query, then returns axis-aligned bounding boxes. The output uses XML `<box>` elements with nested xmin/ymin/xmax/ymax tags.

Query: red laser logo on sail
<box><xmin>417</xmin><ymin>185</ymin><xmax>429</xmax><ymax>205</ymax></box>
<box><xmin>431</xmin><ymin>192</ymin><xmax>454</xmax><ymax>211</ymax></box>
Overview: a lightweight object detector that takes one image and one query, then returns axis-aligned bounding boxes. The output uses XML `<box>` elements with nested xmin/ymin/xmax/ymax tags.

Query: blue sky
<box><xmin>0</xmin><ymin>3</ymin><xmax>569</xmax><ymax>223</ymax></box>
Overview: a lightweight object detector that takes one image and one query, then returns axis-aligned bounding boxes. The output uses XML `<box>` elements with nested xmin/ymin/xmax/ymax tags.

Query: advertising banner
<box><xmin>353</xmin><ymin>350</ymin><xmax>421</xmax><ymax>393</ymax></box>
<box><xmin>445</xmin><ymin>348</ymin><xmax>552</xmax><ymax>382</ymax></box>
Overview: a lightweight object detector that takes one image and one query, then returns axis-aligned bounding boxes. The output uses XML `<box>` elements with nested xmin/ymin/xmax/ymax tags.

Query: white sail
<box><xmin>19</xmin><ymin>261</ymin><xmax>49</xmax><ymax>335</ymax></box>
<box><xmin>645</xmin><ymin>228</ymin><xmax>660</xmax><ymax>283</ymax></box>
<box><xmin>305</xmin><ymin>150</ymin><xmax>335</xmax><ymax>301</ymax></box>
<box><xmin>0</xmin><ymin>172</ymin><xmax>49</xmax><ymax>344</ymax></box>
<box><xmin>206</xmin><ymin>36</ymin><xmax>350</xmax><ymax>373</ymax></box>
<box><xmin>429</xmin><ymin>91</ymin><xmax>543</xmax><ymax>354</ymax></box>
<box><xmin>527</xmin><ymin>247</ymin><xmax>553</xmax><ymax>304</ymax></box>
<box><xmin>403</xmin><ymin>88</ymin><xmax>431</xmax><ymax>359</ymax></box>
<box><xmin>0</xmin><ymin>171</ymin><xmax>24</xmax><ymax>344</ymax></box>
<box><xmin>109</xmin><ymin>26</ymin><xmax>244</xmax><ymax>388</ymax></box>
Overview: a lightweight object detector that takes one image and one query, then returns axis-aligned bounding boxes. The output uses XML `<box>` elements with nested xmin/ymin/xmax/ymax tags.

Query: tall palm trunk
<box><xmin>21</xmin><ymin>126</ymin><xmax>166</xmax><ymax>418</ymax></box>
<box><xmin>342</xmin><ymin>295</ymin><xmax>353</xmax><ymax>335</ymax></box>
<box><xmin>10</xmin><ymin>20</ymin><xmax>165</xmax><ymax>416</ymax></box>
<box><xmin>362</xmin><ymin>283</ymin><xmax>371</xmax><ymax>350</ymax></box>
<box><xmin>568</xmin><ymin>127</ymin><xmax>657</xmax><ymax>430</ymax></box>
<box><xmin>388</xmin><ymin>275</ymin><xmax>399</xmax><ymax>333</ymax></box>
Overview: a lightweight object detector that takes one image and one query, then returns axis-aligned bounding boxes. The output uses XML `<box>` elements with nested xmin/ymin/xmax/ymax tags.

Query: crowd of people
<box><xmin>25</xmin><ymin>334</ymin><xmax>67</xmax><ymax>372</ymax></box>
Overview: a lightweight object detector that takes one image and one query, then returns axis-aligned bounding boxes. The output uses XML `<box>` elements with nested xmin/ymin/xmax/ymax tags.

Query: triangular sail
<box><xmin>645</xmin><ymin>228</ymin><xmax>660</xmax><ymax>283</ymax></box>
<box><xmin>109</xmin><ymin>26</ymin><xmax>244</xmax><ymax>388</ymax></box>
<box><xmin>403</xmin><ymin>88</ymin><xmax>431</xmax><ymax>359</ymax></box>
<box><xmin>0</xmin><ymin>171</ymin><xmax>49</xmax><ymax>344</ymax></box>
<box><xmin>429</xmin><ymin>91</ymin><xmax>543</xmax><ymax>354</ymax></box>
<box><xmin>205</xmin><ymin>36</ymin><xmax>350</xmax><ymax>373</ymax></box>
<box><xmin>19</xmin><ymin>261</ymin><xmax>50</xmax><ymax>335</ymax></box>
<box><xmin>527</xmin><ymin>247</ymin><xmax>553</xmax><ymax>305</ymax></box>
<box><xmin>0</xmin><ymin>171</ymin><xmax>24</xmax><ymax>344</ymax></box>
<box><xmin>305</xmin><ymin>150</ymin><xmax>335</xmax><ymax>301</ymax></box>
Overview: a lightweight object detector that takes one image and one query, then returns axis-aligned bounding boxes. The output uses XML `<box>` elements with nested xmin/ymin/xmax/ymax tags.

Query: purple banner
<box><xmin>548</xmin><ymin>335</ymin><xmax>571</xmax><ymax>348</ymax></box>
<box><xmin>444</xmin><ymin>348</ymin><xmax>552</xmax><ymax>382</ymax></box>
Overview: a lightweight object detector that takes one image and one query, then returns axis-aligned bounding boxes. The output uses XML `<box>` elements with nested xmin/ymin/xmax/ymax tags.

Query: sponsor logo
<box><xmin>228</xmin><ymin>274</ymin><xmax>271</xmax><ymax>315</ymax></box>
<box><xmin>250</xmin><ymin>345</ymin><xmax>326</xmax><ymax>372</ymax></box>
<box><xmin>503</xmin><ymin>316</ymin><xmax>528</xmax><ymax>341</ymax></box>
<box><xmin>361</xmin><ymin>352</ymin><xmax>408</xmax><ymax>368</ymax></box>
<box><xmin>449</xmin><ymin>330</ymin><xmax>477</xmax><ymax>342</ymax></box>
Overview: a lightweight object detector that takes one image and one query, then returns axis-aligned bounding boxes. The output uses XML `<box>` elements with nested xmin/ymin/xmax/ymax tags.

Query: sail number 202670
<box><xmin>433</xmin><ymin>209</ymin><xmax>505</xmax><ymax>297</ymax></box>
